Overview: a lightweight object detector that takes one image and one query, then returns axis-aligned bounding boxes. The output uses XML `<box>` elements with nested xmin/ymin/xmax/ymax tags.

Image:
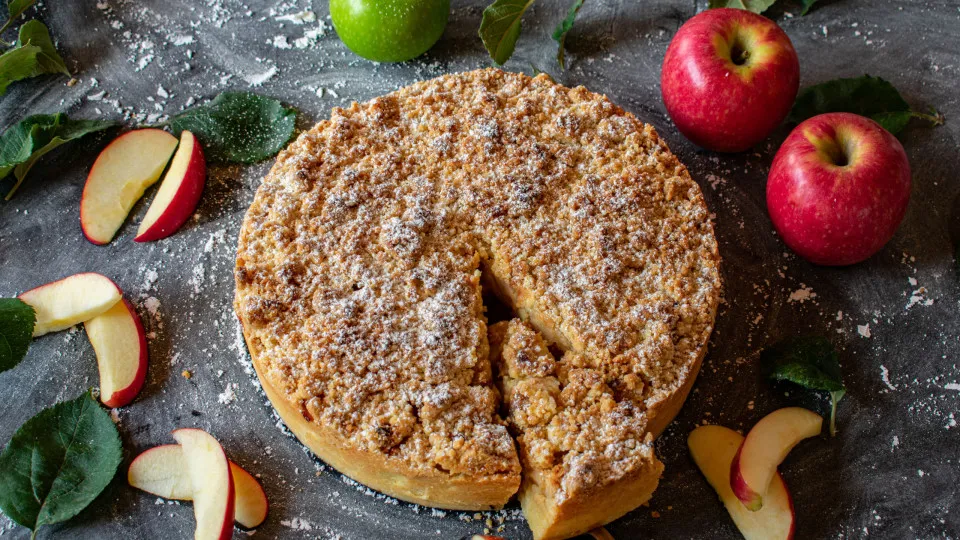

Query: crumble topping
<box><xmin>235</xmin><ymin>69</ymin><xmax>720</xmax><ymax>489</ymax></box>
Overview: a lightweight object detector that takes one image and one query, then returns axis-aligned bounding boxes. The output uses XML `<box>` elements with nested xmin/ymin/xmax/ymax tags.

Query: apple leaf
<box><xmin>0</xmin><ymin>391</ymin><xmax>122</xmax><ymax>537</ymax></box>
<box><xmin>788</xmin><ymin>75</ymin><xmax>944</xmax><ymax>135</ymax></box>
<box><xmin>0</xmin><ymin>43</ymin><xmax>41</xmax><ymax>95</ymax></box>
<box><xmin>708</xmin><ymin>0</ymin><xmax>777</xmax><ymax>14</ymax></box>
<box><xmin>761</xmin><ymin>336</ymin><xmax>845</xmax><ymax>436</ymax></box>
<box><xmin>16</xmin><ymin>20</ymin><xmax>70</xmax><ymax>77</ymax></box>
<box><xmin>479</xmin><ymin>0</ymin><xmax>537</xmax><ymax>66</ymax></box>
<box><xmin>800</xmin><ymin>0</ymin><xmax>820</xmax><ymax>15</ymax></box>
<box><xmin>0</xmin><ymin>113</ymin><xmax>117</xmax><ymax>200</ymax></box>
<box><xmin>0</xmin><ymin>0</ymin><xmax>36</xmax><ymax>37</ymax></box>
<box><xmin>169</xmin><ymin>91</ymin><xmax>297</xmax><ymax>164</ymax></box>
<box><xmin>552</xmin><ymin>0</ymin><xmax>584</xmax><ymax>69</ymax></box>
<box><xmin>0</xmin><ymin>298</ymin><xmax>34</xmax><ymax>374</ymax></box>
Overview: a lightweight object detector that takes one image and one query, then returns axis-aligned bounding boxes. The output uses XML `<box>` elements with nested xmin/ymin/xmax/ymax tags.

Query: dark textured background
<box><xmin>1</xmin><ymin>0</ymin><xmax>958</xmax><ymax>538</ymax></box>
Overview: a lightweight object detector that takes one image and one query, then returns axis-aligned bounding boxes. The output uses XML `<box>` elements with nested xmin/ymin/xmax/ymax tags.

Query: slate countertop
<box><xmin>1</xmin><ymin>0</ymin><xmax>958</xmax><ymax>538</ymax></box>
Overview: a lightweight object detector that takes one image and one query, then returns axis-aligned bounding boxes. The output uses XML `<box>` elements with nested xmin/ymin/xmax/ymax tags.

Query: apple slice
<box><xmin>689</xmin><ymin>425</ymin><xmax>795</xmax><ymax>540</ymax></box>
<box><xmin>173</xmin><ymin>428</ymin><xmax>236</xmax><ymax>540</ymax></box>
<box><xmin>18</xmin><ymin>272</ymin><xmax>122</xmax><ymax>337</ymax></box>
<box><xmin>84</xmin><ymin>298</ymin><xmax>148</xmax><ymax>408</ymax></box>
<box><xmin>230</xmin><ymin>461</ymin><xmax>269</xmax><ymax>529</ymax></box>
<box><xmin>127</xmin><ymin>444</ymin><xmax>194</xmax><ymax>500</ymax></box>
<box><xmin>134</xmin><ymin>130</ymin><xmax>206</xmax><ymax>242</ymax></box>
<box><xmin>731</xmin><ymin>407</ymin><xmax>822</xmax><ymax>511</ymax></box>
<box><xmin>81</xmin><ymin>129</ymin><xmax>178</xmax><ymax>245</ymax></box>
<box><xmin>172</xmin><ymin>429</ymin><xmax>235</xmax><ymax>540</ymax></box>
<box><xmin>129</xmin><ymin>444</ymin><xmax>268</xmax><ymax>529</ymax></box>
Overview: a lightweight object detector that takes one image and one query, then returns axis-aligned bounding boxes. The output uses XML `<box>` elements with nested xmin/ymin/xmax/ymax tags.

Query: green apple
<box><xmin>330</xmin><ymin>0</ymin><xmax>450</xmax><ymax>63</ymax></box>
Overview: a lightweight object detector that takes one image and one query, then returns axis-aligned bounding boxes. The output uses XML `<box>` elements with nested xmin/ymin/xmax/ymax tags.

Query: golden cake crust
<box><xmin>234</xmin><ymin>68</ymin><xmax>721</xmax><ymax>536</ymax></box>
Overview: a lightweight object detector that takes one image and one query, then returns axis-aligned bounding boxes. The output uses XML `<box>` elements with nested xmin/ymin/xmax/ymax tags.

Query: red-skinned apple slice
<box><xmin>134</xmin><ymin>130</ymin><xmax>206</xmax><ymax>242</ymax></box>
<box><xmin>18</xmin><ymin>272</ymin><xmax>122</xmax><ymax>337</ymax></box>
<box><xmin>172</xmin><ymin>429</ymin><xmax>235</xmax><ymax>540</ymax></box>
<box><xmin>128</xmin><ymin>444</ymin><xmax>268</xmax><ymax>528</ymax></box>
<box><xmin>84</xmin><ymin>298</ymin><xmax>148</xmax><ymax>408</ymax></box>
<box><xmin>81</xmin><ymin>129</ymin><xmax>178</xmax><ymax>245</ymax></box>
<box><xmin>230</xmin><ymin>461</ymin><xmax>269</xmax><ymax>528</ymax></box>
<box><xmin>127</xmin><ymin>444</ymin><xmax>194</xmax><ymax>500</ymax></box>
<box><xmin>730</xmin><ymin>407</ymin><xmax>822</xmax><ymax>511</ymax></box>
<box><xmin>689</xmin><ymin>425</ymin><xmax>795</xmax><ymax>540</ymax></box>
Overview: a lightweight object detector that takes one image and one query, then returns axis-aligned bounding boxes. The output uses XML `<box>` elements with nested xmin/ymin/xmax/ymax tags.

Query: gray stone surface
<box><xmin>1</xmin><ymin>0</ymin><xmax>958</xmax><ymax>538</ymax></box>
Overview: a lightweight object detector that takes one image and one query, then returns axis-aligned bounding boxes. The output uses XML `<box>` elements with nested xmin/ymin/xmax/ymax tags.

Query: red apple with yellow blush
<box><xmin>767</xmin><ymin>112</ymin><xmax>911</xmax><ymax>265</ymax></box>
<box><xmin>661</xmin><ymin>8</ymin><xmax>800</xmax><ymax>152</ymax></box>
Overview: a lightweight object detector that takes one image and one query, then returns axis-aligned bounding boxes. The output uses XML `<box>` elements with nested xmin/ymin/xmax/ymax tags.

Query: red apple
<box><xmin>18</xmin><ymin>272</ymin><xmax>122</xmax><ymax>337</ymax></box>
<box><xmin>767</xmin><ymin>112</ymin><xmax>911</xmax><ymax>265</ymax></box>
<box><xmin>135</xmin><ymin>130</ymin><xmax>206</xmax><ymax>242</ymax></box>
<box><xmin>84</xmin><ymin>298</ymin><xmax>148</xmax><ymax>408</ymax></box>
<box><xmin>689</xmin><ymin>425</ymin><xmax>795</xmax><ymax>539</ymax></box>
<box><xmin>661</xmin><ymin>8</ymin><xmax>799</xmax><ymax>152</ymax></box>
<box><xmin>81</xmin><ymin>129</ymin><xmax>178</xmax><ymax>245</ymax></box>
<box><xmin>730</xmin><ymin>407</ymin><xmax>822</xmax><ymax>511</ymax></box>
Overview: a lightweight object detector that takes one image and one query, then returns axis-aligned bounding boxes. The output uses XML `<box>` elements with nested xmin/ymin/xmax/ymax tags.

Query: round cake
<box><xmin>234</xmin><ymin>69</ymin><xmax>721</xmax><ymax>540</ymax></box>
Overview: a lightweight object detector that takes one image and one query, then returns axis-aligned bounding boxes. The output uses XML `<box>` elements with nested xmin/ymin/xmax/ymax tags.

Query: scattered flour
<box><xmin>275</xmin><ymin>10</ymin><xmax>317</xmax><ymax>24</ymax></box>
<box><xmin>217</xmin><ymin>383</ymin><xmax>238</xmax><ymax>405</ymax></box>
<box><xmin>879</xmin><ymin>365</ymin><xmax>897</xmax><ymax>391</ymax></box>
<box><xmin>244</xmin><ymin>66</ymin><xmax>278</xmax><ymax>87</ymax></box>
<box><xmin>280</xmin><ymin>517</ymin><xmax>314</xmax><ymax>531</ymax></box>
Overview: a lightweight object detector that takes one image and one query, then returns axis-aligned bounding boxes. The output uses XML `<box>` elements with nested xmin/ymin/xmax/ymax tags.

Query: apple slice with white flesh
<box><xmin>172</xmin><ymin>429</ymin><xmax>235</xmax><ymax>540</ymax></box>
<box><xmin>128</xmin><ymin>444</ymin><xmax>269</xmax><ymax>529</ymax></box>
<box><xmin>134</xmin><ymin>130</ymin><xmax>206</xmax><ymax>242</ymax></box>
<box><xmin>731</xmin><ymin>407</ymin><xmax>822</xmax><ymax>511</ymax></box>
<box><xmin>18</xmin><ymin>272</ymin><xmax>122</xmax><ymax>337</ymax></box>
<box><xmin>689</xmin><ymin>425</ymin><xmax>795</xmax><ymax>540</ymax></box>
<box><xmin>84</xmin><ymin>298</ymin><xmax>148</xmax><ymax>408</ymax></box>
<box><xmin>80</xmin><ymin>129</ymin><xmax>178</xmax><ymax>245</ymax></box>
<box><xmin>127</xmin><ymin>444</ymin><xmax>194</xmax><ymax>500</ymax></box>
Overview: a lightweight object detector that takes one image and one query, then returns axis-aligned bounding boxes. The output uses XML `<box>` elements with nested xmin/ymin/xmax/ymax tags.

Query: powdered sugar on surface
<box><xmin>1</xmin><ymin>1</ymin><xmax>955</xmax><ymax>538</ymax></box>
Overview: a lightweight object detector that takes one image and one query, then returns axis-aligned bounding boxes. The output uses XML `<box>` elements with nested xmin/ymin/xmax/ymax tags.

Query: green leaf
<box><xmin>0</xmin><ymin>391</ymin><xmax>122</xmax><ymax>535</ymax></box>
<box><xmin>7</xmin><ymin>0</ymin><xmax>36</xmax><ymax>20</ymax></box>
<box><xmin>0</xmin><ymin>0</ymin><xmax>36</xmax><ymax>36</ymax></box>
<box><xmin>0</xmin><ymin>43</ymin><xmax>41</xmax><ymax>95</ymax></box>
<box><xmin>788</xmin><ymin>75</ymin><xmax>944</xmax><ymax>135</ymax></box>
<box><xmin>0</xmin><ymin>113</ymin><xmax>60</xmax><ymax>173</ymax></box>
<box><xmin>0</xmin><ymin>298</ymin><xmax>34</xmax><ymax>374</ymax></box>
<box><xmin>800</xmin><ymin>0</ymin><xmax>820</xmax><ymax>15</ymax></box>
<box><xmin>169</xmin><ymin>92</ymin><xmax>297</xmax><ymax>163</ymax></box>
<box><xmin>479</xmin><ymin>0</ymin><xmax>536</xmax><ymax>66</ymax></box>
<box><xmin>16</xmin><ymin>20</ymin><xmax>70</xmax><ymax>77</ymax></box>
<box><xmin>708</xmin><ymin>0</ymin><xmax>777</xmax><ymax>14</ymax></box>
<box><xmin>0</xmin><ymin>114</ymin><xmax>116</xmax><ymax>200</ymax></box>
<box><xmin>552</xmin><ymin>0</ymin><xmax>584</xmax><ymax>69</ymax></box>
<box><xmin>761</xmin><ymin>336</ymin><xmax>846</xmax><ymax>436</ymax></box>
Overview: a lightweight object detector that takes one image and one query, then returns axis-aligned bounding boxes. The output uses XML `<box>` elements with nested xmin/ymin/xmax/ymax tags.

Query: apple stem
<box><xmin>911</xmin><ymin>108</ymin><xmax>945</xmax><ymax>127</ymax></box>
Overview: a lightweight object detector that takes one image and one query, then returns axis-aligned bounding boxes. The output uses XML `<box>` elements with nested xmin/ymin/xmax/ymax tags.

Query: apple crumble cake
<box><xmin>235</xmin><ymin>68</ymin><xmax>721</xmax><ymax>539</ymax></box>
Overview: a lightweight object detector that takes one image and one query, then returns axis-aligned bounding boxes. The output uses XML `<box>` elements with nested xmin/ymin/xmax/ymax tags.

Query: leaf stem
<box><xmin>0</xmin><ymin>17</ymin><xmax>15</xmax><ymax>38</ymax></box>
<box><xmin>829</xmin><ymin>390</ymin><xmax>844</xmax><ymax>437</ymax></box>
<box><xmin>4</xmin><ymin>167</ymin><xmax>31</xmax><ymax>200</ymax></box>
<box><xmin>911</xmin><ymin>108</ymin><xmax>945</xmax><ymax>127</ymax></box>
